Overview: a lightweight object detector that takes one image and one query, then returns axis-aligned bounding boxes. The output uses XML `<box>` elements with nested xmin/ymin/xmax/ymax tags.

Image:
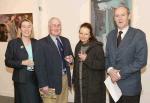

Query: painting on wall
<box><xmin>0</xmin><ymin>13</ymin><xmax>33</xmax><ymax>42</ymax></box>
<box><xmin>91</xmin><ymin>0</ymin><xmax>132</xmax><ymax>51</ymax></box>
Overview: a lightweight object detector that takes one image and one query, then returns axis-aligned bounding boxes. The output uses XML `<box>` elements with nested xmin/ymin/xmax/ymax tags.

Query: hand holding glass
<box><xmin>65</xmin><ymin>55</ymin><xmax>73</xmax><ymax>64</ymax></box>
<box><xmin>78</xmin><ymin>50</ymin><xmax>87</xmax><ymax>61</ymax></box>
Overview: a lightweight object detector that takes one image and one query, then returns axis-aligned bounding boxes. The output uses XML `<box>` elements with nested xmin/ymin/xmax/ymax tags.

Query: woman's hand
<box><xmin>21</xmin><ymin>59</ymin><xmax>34</xmax><ymax>67</ymax></box>
<box><xmin>65</xmin><ymin>55</ymin><xmax>73</xmax><ymax>64</ymax></box>
<box><xmin>78</xmin><ymin>51</ymin><xmax>87</xmax><ymax>61</ymax></box>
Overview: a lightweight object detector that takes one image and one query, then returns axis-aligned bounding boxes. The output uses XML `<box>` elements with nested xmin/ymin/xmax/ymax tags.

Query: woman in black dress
<box><xmin>5</xmin><ymin>19</ymin><xmax>41</xmax><ymax>103</ymax></box>
<box><xmin>73</xmin><ymin>23</ymin><xmax>106</xmax><ymax>103</ymax></box>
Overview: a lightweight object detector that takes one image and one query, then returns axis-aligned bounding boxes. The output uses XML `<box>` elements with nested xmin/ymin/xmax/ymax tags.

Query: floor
<box><xmin>0</xmin><ymin>95</ymin><xmax>73</xmax><ymax>103</ymax></box>
<box><xmin>0</xmin><ymin>96</ymin><xmax>14</xmax><ymax>103</ymax></box>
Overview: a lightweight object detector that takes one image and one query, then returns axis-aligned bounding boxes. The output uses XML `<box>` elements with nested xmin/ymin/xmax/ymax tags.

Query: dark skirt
<box><xmin>14</xmin><ymin>71</ymin><xmax>41</xmax><ymax>103</ymax></box>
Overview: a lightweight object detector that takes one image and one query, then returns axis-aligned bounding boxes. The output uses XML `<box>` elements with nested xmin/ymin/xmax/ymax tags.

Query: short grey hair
<box><xmin>114</xmin><ymin>5</ymin><xmax>130</xmax><ymax>15</ymax></box>
<box><xmin>48</xmin><ymin>17</ymin><xmax>61</xmax><ymax>26</ymax></box>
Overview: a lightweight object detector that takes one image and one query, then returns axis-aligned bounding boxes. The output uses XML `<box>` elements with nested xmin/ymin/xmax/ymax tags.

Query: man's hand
<box><xmin>39</xmin><ymin>86</ymin><xmax>49</xmax><ymax>95</ymax></box>
<box><xmin>108</xmin><ymin>69</ymin><xmax>121</xmax><ymax>83</ymax></box>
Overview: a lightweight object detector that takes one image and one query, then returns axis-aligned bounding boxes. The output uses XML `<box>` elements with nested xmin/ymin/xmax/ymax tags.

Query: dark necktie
<box><xmin>56</xmin><ymin>38</ymin><xmax>66</xmax><ymax>73</ymax></box>
<box><xmin>117</xmin><ymin>31</ymin><xmax>123</xmax><ymax>47</ymax></box>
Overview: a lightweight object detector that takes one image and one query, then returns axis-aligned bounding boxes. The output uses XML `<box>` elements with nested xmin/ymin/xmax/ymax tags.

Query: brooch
<box><xmin>20</xmin><ymin>45</ymin><xmax>24</xmax><ymax>49</ymax></box>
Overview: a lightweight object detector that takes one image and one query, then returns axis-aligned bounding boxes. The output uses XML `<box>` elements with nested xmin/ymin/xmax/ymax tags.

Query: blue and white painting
<box><xmin>91</xmin><ymin>0</ymin><xmax>132</xmax><ymax>51</ymax></box>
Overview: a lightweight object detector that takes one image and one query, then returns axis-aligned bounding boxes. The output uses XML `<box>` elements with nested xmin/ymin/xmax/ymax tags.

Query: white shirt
<box><xmin>117</xmin><ymin>26</ymin><xmax>129</xmax><ymax>40</ymax></box>
<box><xmin>50</xmin><ymin>35</ymin><xmax>62</xmax><ymax>49</ymax></box>
<box><xmin>50</xmin><ymin>35</ymin><xmax>57</xmax><ymax>46</ymax></box>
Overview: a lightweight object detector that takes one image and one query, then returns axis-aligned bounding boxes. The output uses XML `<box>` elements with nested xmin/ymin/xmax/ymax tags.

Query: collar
<box><xmin>49</xmin><ymin>34</ymin><xmax>62</xmax><ymax>46</ymax></box>
<box><xmin>117</xmin><ymin>26</ymin><xmax>129</xmax><ymax>38</ymax></box>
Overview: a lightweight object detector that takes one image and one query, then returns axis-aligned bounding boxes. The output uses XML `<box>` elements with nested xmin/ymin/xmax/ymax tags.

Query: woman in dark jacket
<box><xmin>73</xmin><ymin>23</ymin><xmax>106</xmax><ymax>103</ymax></box>
<box><xmin>5</xmin><ymin>19</ymin><xmax>41</xmax><ymax>103</ymax></box>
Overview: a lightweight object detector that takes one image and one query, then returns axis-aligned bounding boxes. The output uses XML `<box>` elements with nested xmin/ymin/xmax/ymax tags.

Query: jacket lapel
<box><xmin>46</xmin><ymin>35</ymin><xmax>60</xmax><ymax>55</ymax></box>
<box><xmin>59</xmin><ymin>36</ymin><xmax>68</xmax><ymax>56</ymax></box>
<box><xmin>116</xmin><ymin>27</ymin><xmax>135</xmax><ymax>61</ymax></box>
<box><xmin>111</xmin><ymin>29</ymin><xmax>118</xmax><ymax>55</ymax></box>
<box><xmin>17</xmin><ymin>38</ymin><xmax>28</xmax><ymax>59</ymax></box>
<box><xmin>117</xmin><ymin>27</ymin><xmax>134</xmax><ymax>49</ymax></box>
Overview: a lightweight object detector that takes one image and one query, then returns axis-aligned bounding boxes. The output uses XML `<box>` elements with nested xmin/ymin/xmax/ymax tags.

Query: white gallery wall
<box><xmin>132</xmin><ymin>0</ymin><xmax>150</xmax><ymax>103</ymax></box>
<box><xmin>0</xmin><ymin>0</ymin><xmax>149</xmax><ymax>103</ymax></box>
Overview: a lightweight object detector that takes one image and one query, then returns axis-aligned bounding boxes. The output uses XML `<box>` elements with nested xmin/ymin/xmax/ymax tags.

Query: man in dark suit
<box><xmin>106</xmin><ymin>6</ymin><xmax>147</xmax><ymax>103</ymax></box>
<box><xmin>35</xmin><ymin>17</ymin><xmax>73</xmax><ymax>103</ymax></box>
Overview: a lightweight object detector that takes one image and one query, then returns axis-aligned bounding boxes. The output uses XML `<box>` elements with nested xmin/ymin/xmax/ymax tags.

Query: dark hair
<box><xmin>79</xmin><ymin>23</ymin><xmax>97</xmax><ymax>42</ymax></box>
<box><xmin>0</xmin><ymin>24</ymin><xmax>6</xmax><ymax>29</ymax></box>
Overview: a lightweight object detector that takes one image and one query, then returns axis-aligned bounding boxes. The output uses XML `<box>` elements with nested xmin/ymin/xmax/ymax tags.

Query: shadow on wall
<box><xmin>6</xmin><ymin>67</ymin><xmax>14</xmax><ymax>73</ymax></box>
<box><xmin>141</xmin><ymin>66</ymin><xmax>147</xmax><ymax>74</ymax></box>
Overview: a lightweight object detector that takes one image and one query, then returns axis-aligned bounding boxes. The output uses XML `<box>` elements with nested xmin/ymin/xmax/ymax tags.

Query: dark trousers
<box><xmin>109</xmin><ymin>94</ymin><xmax>141</xmax><ymax>103</ymax></box>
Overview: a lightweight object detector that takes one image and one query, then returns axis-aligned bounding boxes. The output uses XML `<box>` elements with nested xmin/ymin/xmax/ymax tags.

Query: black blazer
<box><xmin>5</xmin><ymin>38</ymin><xmax>37</xmax><ymax>83</ymax></box>
<box><xmin>35</xmin><ymin>35</ymin><xmax>73</xmax><ymax>94</ymax></box>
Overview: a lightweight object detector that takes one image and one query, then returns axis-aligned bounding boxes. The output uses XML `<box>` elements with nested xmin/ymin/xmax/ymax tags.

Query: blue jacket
<box><xmin>35</xmin><ymin>35</ymin><xmax>73</xmax><ymax>94</ymax></box>
<box><xmin>106</xmin><ymin>27</ymin><xmax>147</xmax><ymax>96</ymax></box>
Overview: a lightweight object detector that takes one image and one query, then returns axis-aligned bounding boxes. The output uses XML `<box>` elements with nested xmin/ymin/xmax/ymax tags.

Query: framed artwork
<box><xmin>91</xmin><ymin>0</ymin><xmax>132</xmax><ymax>50</ymax></box>
<box><xmin>0</xmin><ymin>13</ymin><xmax>33</xmax><ymax>42</ymax></box>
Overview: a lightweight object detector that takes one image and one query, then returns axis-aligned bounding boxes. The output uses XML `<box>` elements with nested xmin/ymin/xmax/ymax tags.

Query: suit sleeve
<box><xmin>72</xmin><ymin>44</ymin><xmax>79</xmax><ymax>84</ymax></box>
<box><xmin>120</xmin><ymin>31</ymin><xmax>148</xmax><ymax>79</ymax></box>
<box><xmin>105</xmin><ymin>35</ymin><xmax>111</xmax><ymax>70</ymax></box>
<box><xmin>65</xmin><ymin>38</ymin><xmax>73</xmax><ymax>56</ymax></box>
<box><xmin>83</xmin><ymin>44</ymin><xmax>105</xmax><ymax>70</ymax></box>
<box><xmin>34</xmin><ymin>41</ymin><xmax>49</xmax><ymax>88</ymax></box>
<box><xmin>5</xmin><ymin>40</ymin><xmax>26</xmax><ymax>69</ymax></box>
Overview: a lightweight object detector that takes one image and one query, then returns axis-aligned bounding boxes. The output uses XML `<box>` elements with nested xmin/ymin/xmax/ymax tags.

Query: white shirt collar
<box><xmin>118</xmin><ymin>26</ymin><xmax>129</xmax><ymax>39</ymax></box>
<box><xmin>50</xmin><ymin>35</ymin><xmax>57</xmax><ymax>46</ymax></box>
<box><xmin>49</xmin><ymin>34</ymin><xmax>62</xmax><ymax>47</ymax></box>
